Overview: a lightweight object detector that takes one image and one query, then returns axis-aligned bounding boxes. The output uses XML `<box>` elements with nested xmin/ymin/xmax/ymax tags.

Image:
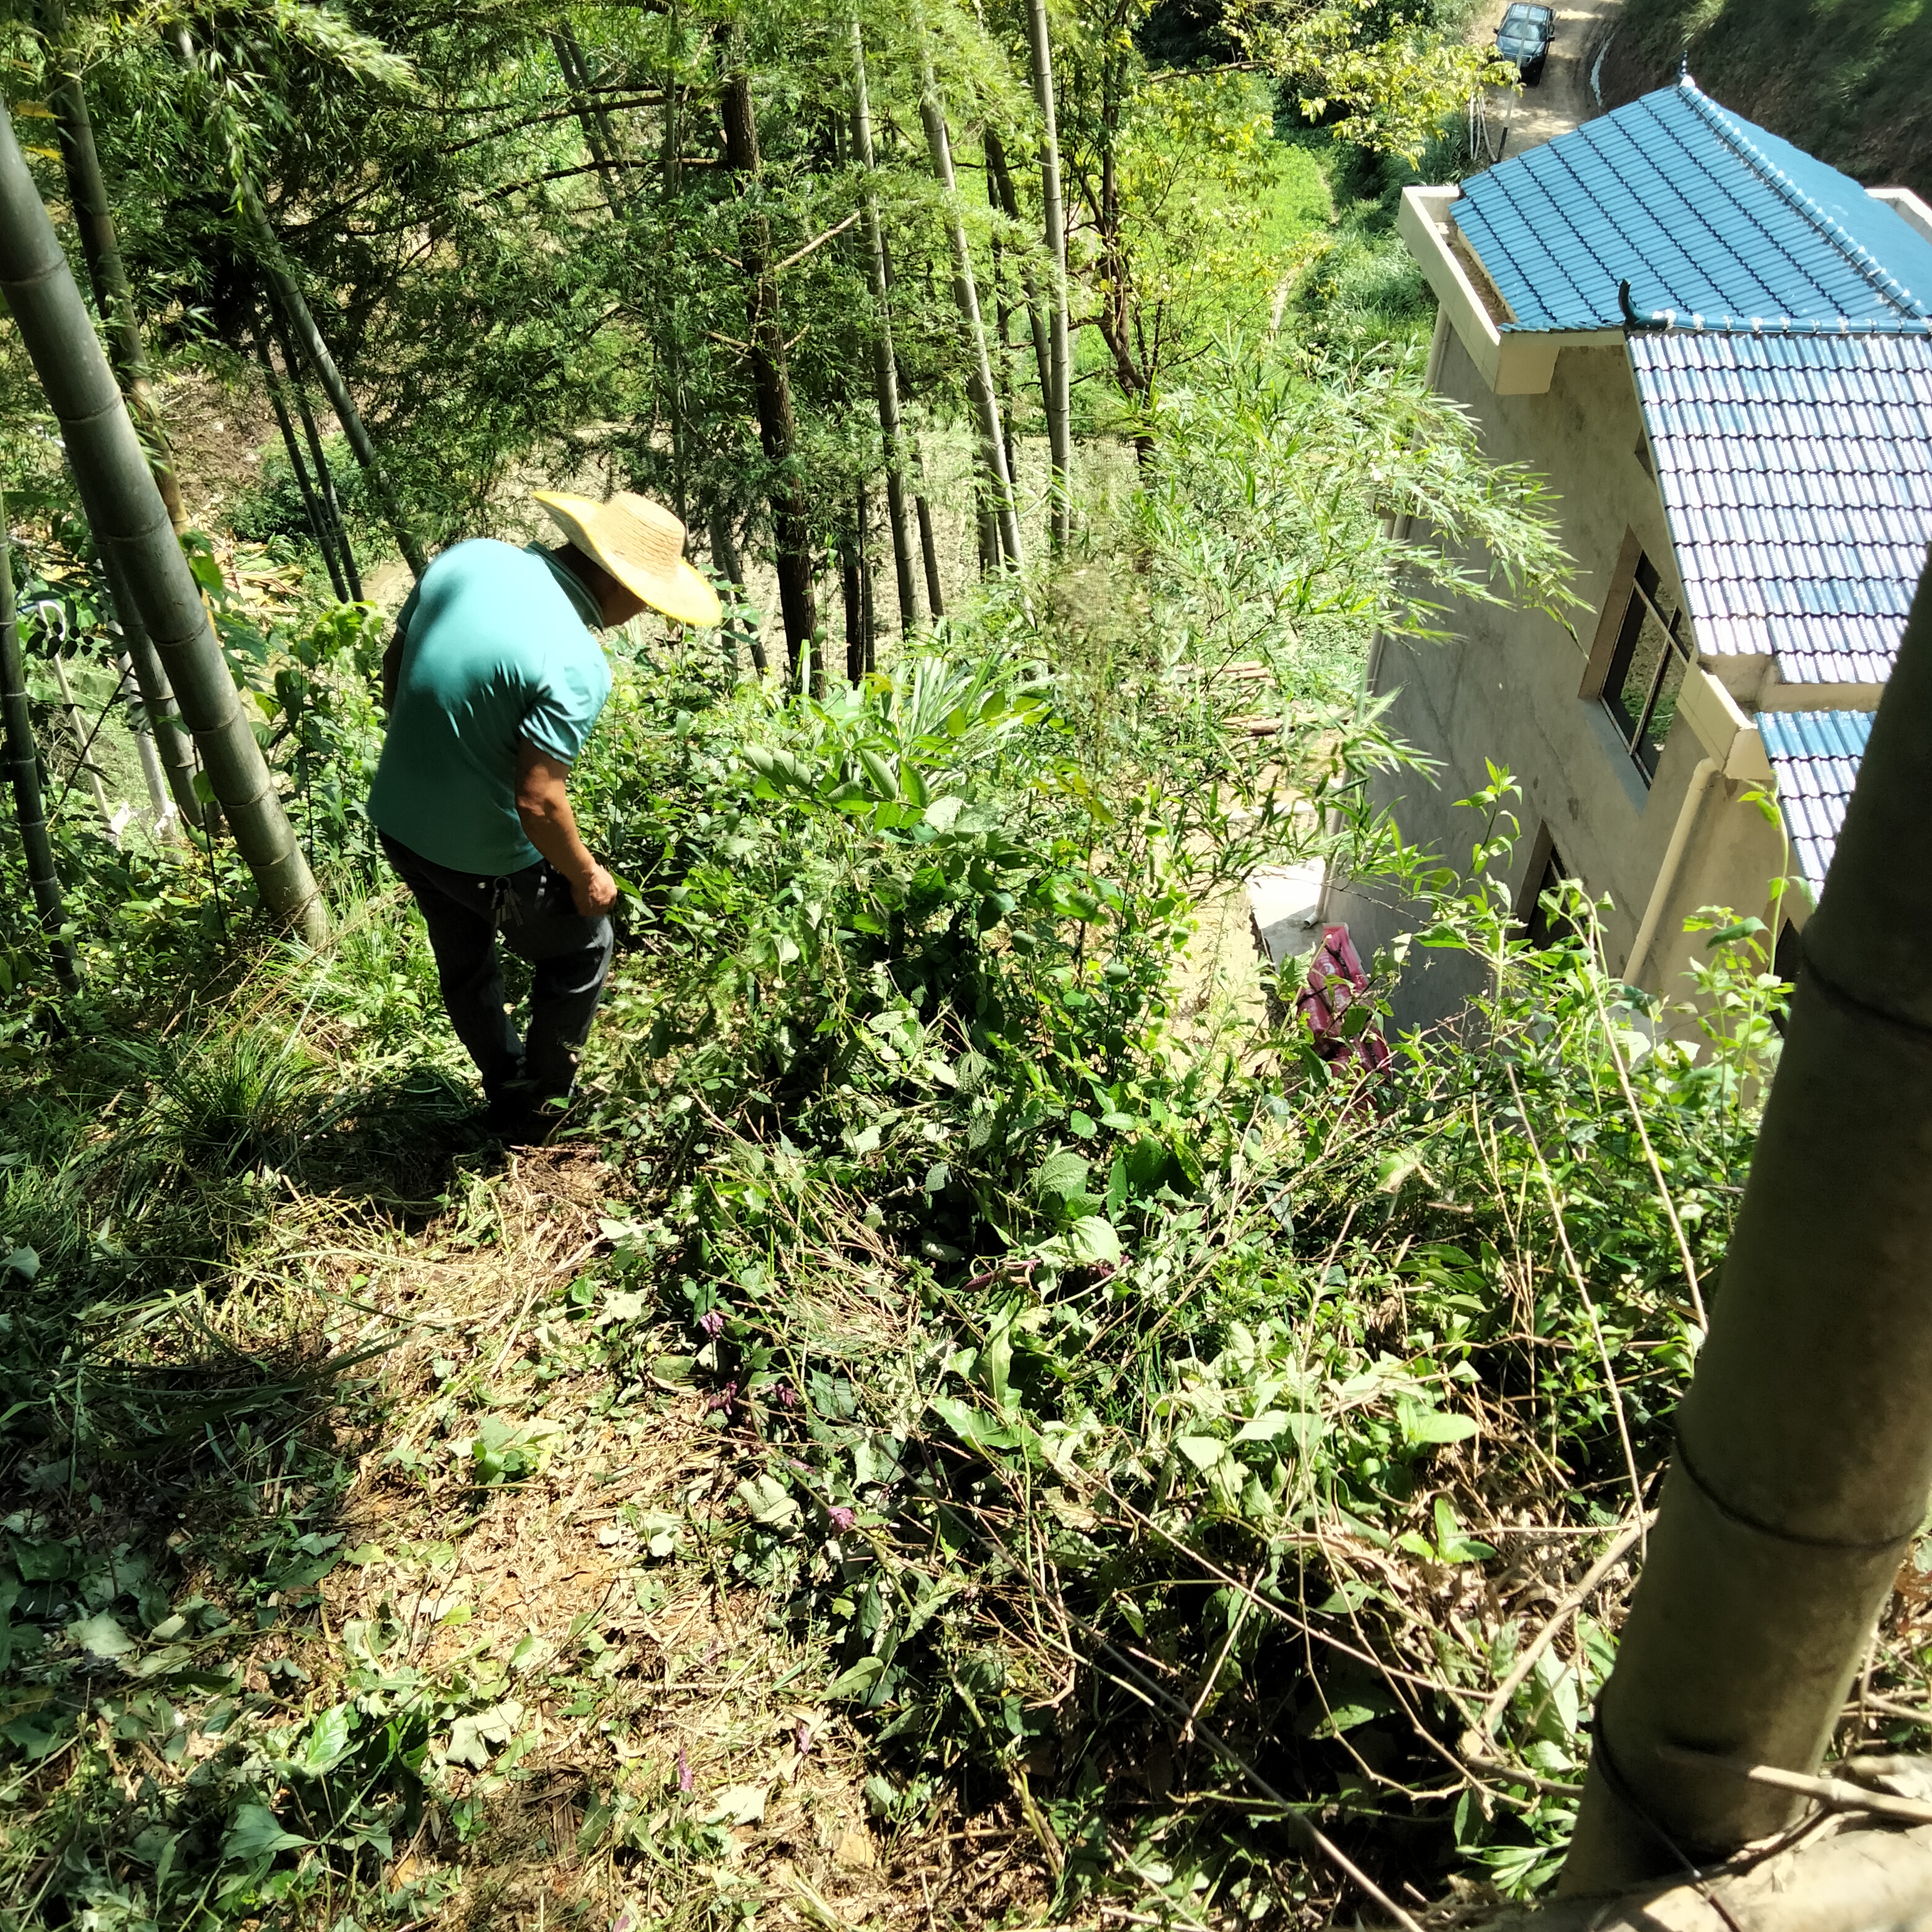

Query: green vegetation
<box><xmin>0</xmin><ymin>332</ymin><xmax>1863</xmax><ymax>1931</ymax></box>
<box><xmin>4</xmin><ymin>1</ymin><xmax>1928</xmax><ymax>1926</ymax></box>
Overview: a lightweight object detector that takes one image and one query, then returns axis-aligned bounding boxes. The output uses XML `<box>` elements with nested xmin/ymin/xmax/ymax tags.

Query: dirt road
<box><xmin>1477</xmin><ymin>0</ymin><xmax>1622</xmax><ymax>157</ymax></box>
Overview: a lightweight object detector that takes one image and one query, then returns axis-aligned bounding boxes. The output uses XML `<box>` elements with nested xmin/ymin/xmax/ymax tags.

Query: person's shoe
<box><xmin>484</xmin><ymin>1085</ymin><xmax>573</xmax><ymax>1149</ymax></box>
<box><xmin>484</xmin><ymin>1084</ymin><xmax>537</xmax><ymax>1144</ymax></box>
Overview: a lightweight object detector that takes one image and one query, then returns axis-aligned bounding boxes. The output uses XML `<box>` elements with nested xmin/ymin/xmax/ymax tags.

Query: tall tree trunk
<box><xmin>985</xmin><ymin>159</ymin><xmax>1021</xmax><ymax>503</ymax></box>
<box><xmin>707</xmin><ymin>509</ymin><xmax>767</xmax><ymax>678</ymax></box>
<box><xmin>40</xmin><ymin>0</ymin><xmax>206</xmax><ymax>829</ymax></box>
<box><xmin>842</xmin><ymin>483</ymin><xmax>875</xmax><ymax>682</ymax></box>
<box><xmin>243</xmin><ymin>192</ymin><xmax>426</xmax><ymax>581</ymax></box>
<box><xmin>984</xmin><ymin>128</ymin><xmax>1053</xmax><ymax>450</ymax></box>
<box><xmin>720</xmin><ymin>41</ymin><xmax>819</xmax><ymax>691</ymax></box>
<box><xmin>918</xmin><ymin>45</ymin><xmax>1024</xmax><ymax>572</ymax></box>
<box><xmin>266</xmin><ymin>300</ymin><xmax>363</xmax><ymax>602</ymax></box>
<box><xmin>1022</xmin><ymin>0</ymin><xmax>1073</xmax><ymax>551</ymax></box>
<box><xmin>859</xmin><ymin>498</ymin><xmax>876</xmax><ymax>674</ymax></box>
<box><xmin>1559</xmin><ymin>555</ymin><xmax>1932</xmax><ymax>1892</ymax></box>
<box><xmin>915</xmin><ymin>449</ymin><xmax>945</xmax><ymax>620</ymax></box>
<box><xmin>0</xmin><ymin>489</ymin><xmax>80</xmax><ymax>989</ymax></box>
<box><xmin>849</xmin><ymin>17</ymin><xmax>922</xmax><ymax>637</ymax></box>
<box><xmin>0</xmin><ymin>105</ymin><xmax>324</xmax><ymax>941</ymax></box>
<box><xmin>252</xmin><ymin>318</ymin><xmax>350</xmax><ymax>602</ymax></box>
<box><xmin>661</xmin><ymin>2</ymin><xmax>689</xmax><ymax>520</ymax></box>
<box><xmin>551</xmin><ymin>27</ymin><xmax>629</xmax><ymax>214</ymax></box>
<box><xmin>842</xmin><ymin>518</ymin><xmax>864</xmax><ymax>685</ymax></box>
<box><xmin>40</xmin><ymin>0</ymin><xmax>187</xmax><ymax>536</ymax></box>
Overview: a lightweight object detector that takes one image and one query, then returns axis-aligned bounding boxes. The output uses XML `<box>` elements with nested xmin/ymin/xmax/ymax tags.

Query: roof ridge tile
<box><xmin>1677</xmin><ymin>79</ymin><xmax>1930</xmax><ymax>320</ymax></box>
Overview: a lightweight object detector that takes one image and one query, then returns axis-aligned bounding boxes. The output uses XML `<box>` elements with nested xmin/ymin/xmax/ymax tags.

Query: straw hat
<box><xmin>533</xmin><ymin>488</ymin><xmax>723</xmax><ymax>628</ymax></box>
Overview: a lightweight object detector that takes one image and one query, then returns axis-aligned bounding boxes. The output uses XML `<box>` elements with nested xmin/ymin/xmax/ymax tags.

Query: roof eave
<box><xmin>1399</xmin><ymin>186</ymin><xmax>1621</xmax><ymax>395</ymax></box>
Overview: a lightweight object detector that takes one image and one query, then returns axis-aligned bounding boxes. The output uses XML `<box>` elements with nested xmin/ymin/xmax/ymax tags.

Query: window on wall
<box><xmin>1517</xmin><ymin>825</ymin><xmax>1580</xmax><ymax>949</ymax></box>
<box><xmin>1599</xmin><ymin>555</ymin><xmax>1690</xmax><ymax>783</ymax></box>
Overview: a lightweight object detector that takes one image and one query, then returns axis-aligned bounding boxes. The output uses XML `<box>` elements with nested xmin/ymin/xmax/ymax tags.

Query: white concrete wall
<box><xmin>1328</xmin><ymin>329</ymin><xmax>1790</xmax><ymax>1030</ymax></box>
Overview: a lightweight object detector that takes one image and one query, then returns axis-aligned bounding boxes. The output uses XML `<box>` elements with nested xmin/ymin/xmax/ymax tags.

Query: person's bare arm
<box><xmin>515</xmin><ymin>739</ymin><xmax>616</xmax><ymax>915</ymax></box>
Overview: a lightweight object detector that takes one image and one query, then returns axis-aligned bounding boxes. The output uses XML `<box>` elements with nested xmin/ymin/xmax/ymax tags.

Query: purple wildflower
<box><xmin>677</xmin><ymin>1744</ymin><xmax>693</xmax><ymax>1793</ymax></box>
<box><xmin>774</xmin><ymin>1380</ymin><xmax>801</xmax><ymax>1408</ymax></box>
<box><xmin>829</xmin><ymin>1505</ymin><xmax>858</xmax><ymax>1532</ymax></box>
<box><xmin>707</xmin><ymin>1380</ymin><xmax>738</xmax><ymax>1416</ymax></box>
<box><xmin>697</xmin><ymin>1308</ymin><xmax>725</xmax><ymax>1338</ymax></box>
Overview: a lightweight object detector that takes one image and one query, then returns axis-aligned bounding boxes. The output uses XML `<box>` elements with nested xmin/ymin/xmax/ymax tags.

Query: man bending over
<box><xmin>369</xmin><ymin>489</ymin><xmax>720</xmax><ymax>1144</ymax></box>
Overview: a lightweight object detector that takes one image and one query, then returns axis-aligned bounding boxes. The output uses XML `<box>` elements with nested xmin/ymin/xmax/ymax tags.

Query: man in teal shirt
<box><xmin>370</xmin><ymin>490</ymin><xmax>720</xmax><ymax>1142</ymax></box>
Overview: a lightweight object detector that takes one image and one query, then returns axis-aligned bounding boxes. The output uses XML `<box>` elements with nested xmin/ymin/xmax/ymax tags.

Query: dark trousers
<box><xmin>381</xmin><ymin>832</ymin><xmax>613</xmax><ymax>1102</ymax></box>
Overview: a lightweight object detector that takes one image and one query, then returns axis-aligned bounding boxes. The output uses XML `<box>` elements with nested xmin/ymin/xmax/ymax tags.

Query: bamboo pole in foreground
<box><xmin>0</xmin><ymin>105</ymin><xmax>323</xmax><ymax>944</ymax></box>
<box><xmin>40</xmin><ymin>0</ymin><xmax>188</xmax><ymax>535</ymax></box>
<box><xmin>1560</xmin><ymin>549</ymin><xmax>1932</xmax><ymax>1889</ymax></box>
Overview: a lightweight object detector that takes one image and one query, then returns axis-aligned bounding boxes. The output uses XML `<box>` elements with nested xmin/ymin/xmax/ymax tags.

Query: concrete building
<box><xmin>1323</xmin><ymin>77</ymin><xmax>1932</xmax><ymax>1028</ymax></box>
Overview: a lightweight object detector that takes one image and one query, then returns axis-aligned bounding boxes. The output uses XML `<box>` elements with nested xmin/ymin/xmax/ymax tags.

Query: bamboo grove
<box><xmin>0</xmin><ymin>0</ymin><xmax>1498</xmax><ymax>963</ymax></box>
<box><xmin>14</xmin><ymin>7</ymin><xmax>1915</xmax><ymax>1931</ymax></box>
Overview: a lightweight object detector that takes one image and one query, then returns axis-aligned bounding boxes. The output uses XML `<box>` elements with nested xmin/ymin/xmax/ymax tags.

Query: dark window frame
<box><xmin>1514</xmin><ymin>822</ymin><xmax>1580</xmax><ymax>949</ymax></box>
<box><xmin>1583</xmin><ymin>539</ymin><xmax>1690</xmax><ymax>786</ymax></box>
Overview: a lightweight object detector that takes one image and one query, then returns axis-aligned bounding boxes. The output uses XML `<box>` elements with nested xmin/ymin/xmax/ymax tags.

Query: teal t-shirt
<box><xmin>368</xmin><ymin>540</ymin><xmax>611</xmax><ymax>875</ymax></box>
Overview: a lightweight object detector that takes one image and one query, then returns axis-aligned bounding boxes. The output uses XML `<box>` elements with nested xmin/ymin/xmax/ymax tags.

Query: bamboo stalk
<box><xmin>916</xmin><ymin>38</ymin><xmax>1024</xmax><ymax>572</ymax></box>
<box><xmin>985</xmin><ymin>128</ymin><xmax>1053</xmax><ymax>442</ymax></box>
<box><xmin>0</xmin><ymin>104</ymin><xmax>324</xmax><ymax>942</ymax></box>
<box><xmin>1022</xmin><ymin>0</ymin><xmax>1073</xmax><ymax>551</ymax></box>
<box><xmin>915</xmin><ymin>452</ymin><xmax>945</xmax><ymax>619</ymax></box>
<box><xmin>39</xmin><ymin>0</ymin><xmax>186</xmax><ymax>535</ymax></box>
<box><xmin>243</xmin><ymin>191</ymin><xmax>426</xmax><ymax>581</ymax></box>
<box><xmin>859</xmin><ymin>502</ymin><xmax>876</xmax><ymax>674</ymax></box>
<box><xmin>251</xmin><ymin>318</ymin><xmax>350</xmax><ymax>602</ymax></box>
<box><xmin>1560</xmin><ymin>552</ymin><xmax>1932</xmax><ymax>1887</ymax></box>
<box><xmin>721</xmin><ymin>39</ymin><xmax>819</xmax><ymax>690</ymax></box>
<box><xmin>841</xmin><ymin>522</ymin><xmax>863</xmax><ymax>685</ymax></box>
<box><xmin>849</xmin><ymin>17</ymin><xmax>922</xmax><ymax>636</ymax></box>
<box><xmin>551</xmin><ymin>27</ymin><xmax>629</xmax><ymax>214</ymax></box>
<box><xmin>268</xmin><ymin>302</ymin><xmax>363</xmax><ymax>603</ymax></box>
<box><xmin>0</xmin><ymin>489</ymin><xmax>80</xmax><ymax>989</ymax></box>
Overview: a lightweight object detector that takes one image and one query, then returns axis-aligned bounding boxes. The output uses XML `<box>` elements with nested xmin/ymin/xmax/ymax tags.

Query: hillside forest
<box><xmin>2</xmin><ymin>2</ymin><xmax>1928</xmax><ymax>1930</ymax></box>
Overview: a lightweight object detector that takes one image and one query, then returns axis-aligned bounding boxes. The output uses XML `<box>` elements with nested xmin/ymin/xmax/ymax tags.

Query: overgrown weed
<box><xmin>6</xmin><ymin>335</ymin><xmax>1932</xmax><ymax>1930</ymax></box>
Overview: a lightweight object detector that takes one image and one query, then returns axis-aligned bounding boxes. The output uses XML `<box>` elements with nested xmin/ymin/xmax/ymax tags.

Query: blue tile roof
<box><xmin>1456</xmin><ymin>78</ymin><xmax>1932</xmax><ymax>333</ymax></box>
<box><xmin>1758</xmin><ymin>710</ymin><xmax>1873</xmax><ymax>892</ymax></box>
<box><xmin>1627</xmin><ymin>329</ymin><xmax>1932</xmax><ymax>682</ymax></box>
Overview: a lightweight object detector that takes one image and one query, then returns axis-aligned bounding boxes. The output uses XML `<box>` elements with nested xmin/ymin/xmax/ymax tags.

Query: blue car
<box><xmin>1495</xmin><ymin>2</ymin><xmax>1556</xmax><ymax>84</ymax></box>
